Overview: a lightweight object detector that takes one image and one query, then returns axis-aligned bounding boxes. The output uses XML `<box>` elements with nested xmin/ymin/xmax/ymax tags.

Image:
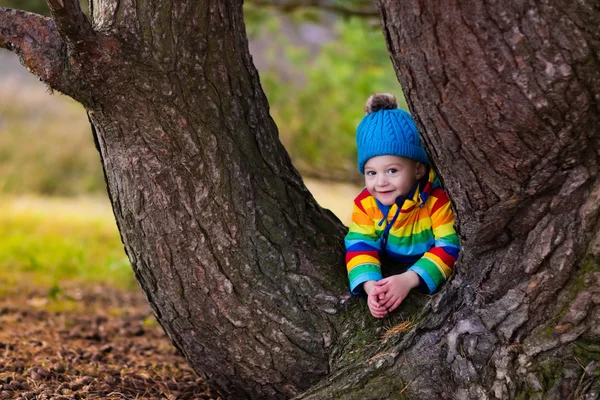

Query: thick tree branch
<box><xmin>0</xmin><ymin>7</ymin><xmax>71</xmax><ymax>93</ymax></box>
<box><xmin>246</xmin><ymin>0</ymin><xmax>379</xmax><ymax>18</ymax></box>
<box><xmin>46</xmin><ymin>0</ymin><xmax>95</xmax><ymax>49</ymax></box>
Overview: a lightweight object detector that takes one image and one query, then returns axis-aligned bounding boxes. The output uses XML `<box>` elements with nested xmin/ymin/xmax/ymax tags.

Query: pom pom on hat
<box><xmin>356</xmin><ymin>93</ymin><xmax>429</xmax><ymax>174</ymax></box>
<box><xmin>364</xmin><ymin>92</ymin><xmax>398</xmax><ymax>114</ymax></box>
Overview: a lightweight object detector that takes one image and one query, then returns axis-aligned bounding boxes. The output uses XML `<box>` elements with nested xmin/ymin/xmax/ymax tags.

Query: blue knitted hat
<box><xmin>356</xmin><ymin>93</ymin><xmax>429</xmax><ymax>174</ymax></box>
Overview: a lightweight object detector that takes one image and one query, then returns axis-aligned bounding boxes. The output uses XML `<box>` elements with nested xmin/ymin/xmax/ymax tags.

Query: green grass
<box><xmin>0</xmin><ymin>196</ymin><xmax>136</xmax><ymax>294</ymax></box>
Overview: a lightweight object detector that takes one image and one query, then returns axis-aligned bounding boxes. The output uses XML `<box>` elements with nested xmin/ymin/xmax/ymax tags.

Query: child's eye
<box><xmin>387</xmin><ymin>168</ymin><xmax>398</xmax><ymax>174</ymax></box>
<box><xmin>366</xmin><ymin>171</ymin><xmax>376</xmax><ymax>176</ymax></box>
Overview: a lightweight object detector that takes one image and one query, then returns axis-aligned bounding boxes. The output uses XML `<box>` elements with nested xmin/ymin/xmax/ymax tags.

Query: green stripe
<box><xmin>348</xmin><ymin>264</ymin><xmax>381</xmax><ymax>282</ymax></box>
<box><xmin>412</xmin><ymin>258</ymin><xmax>445</xmax><ymax>287</ymax></box>
<box><xmin>385</xmin><ymin>229</ymin><xmax>459</xmax><ymax>247</ymax></box>
<box><xmin>345</xmin><ymin>231</ymin><xmax>380</xmax><ymax>241</ymax></box>
<box><xmin>386</xmin><ymin>228</ymin><xmax>432</xmax><ymax>246</ymax></box>
<box><xmin>437</xmin><ymin>233</ymin><xmax>460</xmax><ymax>245</ymax></box>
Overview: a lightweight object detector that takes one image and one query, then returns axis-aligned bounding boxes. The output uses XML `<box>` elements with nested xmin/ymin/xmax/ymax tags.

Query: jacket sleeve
<box><xmin>408</xmin><ymin>190</ymin><xmax>460</xmax><ymax>294</ymax></box>
<box><xmin>344</xmin><ymin>199</ymin><xmax>382</xmax><ymax>294</ymax></box>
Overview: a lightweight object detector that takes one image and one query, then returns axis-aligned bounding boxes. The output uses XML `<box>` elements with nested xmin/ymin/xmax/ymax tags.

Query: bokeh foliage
<box><xmin>0</xmin><ymin>0</ymin><xmax>87</xmax><ymax>15</ymax></box>
<box><xmin>258</xmin><ymin>13</ymin><xmax>406</xmax><ymax>181</ymax></box>
<box><xmin>0</xmin><ymin>0</ymin><xmax>49</xmax><ymax>14</ymax></box>
<box><xmin>0</xmin><ymin>3</ymin><xmax>405</xmax><ymax>194</ymax></box>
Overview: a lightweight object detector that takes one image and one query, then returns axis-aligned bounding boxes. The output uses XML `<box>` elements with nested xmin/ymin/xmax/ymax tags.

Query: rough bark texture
<box><xmin>82</xmin><ymin>2</ymin><xmax>350</xmax><ymax>399</ymax></box>
<box><xmin>2</xmin><ymin>1</ymin><xmax>349</xmax><ymax>398</ymax></box>
<box><xmin>366</xmin><ymin>0</ymin><xmax>600</xmax><ymax>398</ymax></box>
<box><xmin>1</xmin><ymin>0</ymin><xmax>599</xmax><ymax>399</ymax></box>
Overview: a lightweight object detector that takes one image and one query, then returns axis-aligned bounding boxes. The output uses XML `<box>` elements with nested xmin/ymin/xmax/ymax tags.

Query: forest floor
<box><xmin>0</xmin><ymin>282</ymin><xmax>221</xmax><ymax>400</ymax></box>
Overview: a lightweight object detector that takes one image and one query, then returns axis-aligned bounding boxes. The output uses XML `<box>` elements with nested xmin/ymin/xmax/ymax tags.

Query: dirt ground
<box><xmin>0</xmin><ymin>284</ymin><xmax>221</xmax><ymax>400</ymax></box>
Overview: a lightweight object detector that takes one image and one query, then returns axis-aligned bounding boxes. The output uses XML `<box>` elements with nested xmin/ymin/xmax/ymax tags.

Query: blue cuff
<box><xmin>408</xmin><ymin>266</ymin><xmax>436</xmax><ymax>294</ymax></box>
<box><xmin>350</xmin><ymin>272</ymin><xmax>382</xmax><ymax>295</ymax></box>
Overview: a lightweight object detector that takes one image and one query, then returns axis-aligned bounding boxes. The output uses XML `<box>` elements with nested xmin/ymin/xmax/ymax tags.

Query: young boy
<box><xmin>345</xmin><ymin>93</ymin><xmax>460</xmax><ymax>318</ymax></box>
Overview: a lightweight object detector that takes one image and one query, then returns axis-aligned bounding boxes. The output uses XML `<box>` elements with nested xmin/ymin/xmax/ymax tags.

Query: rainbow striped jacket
<box><xmin>345</xmin><ymin>169</ymin><xmax>460</xmax><ymax>294</ymax></box>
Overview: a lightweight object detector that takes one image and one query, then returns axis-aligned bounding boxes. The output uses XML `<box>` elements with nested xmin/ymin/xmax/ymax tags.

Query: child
<box><xmin>345</xmin><ymin>93</ymin><xmax>460</xmax><ymax>318</ymax></box>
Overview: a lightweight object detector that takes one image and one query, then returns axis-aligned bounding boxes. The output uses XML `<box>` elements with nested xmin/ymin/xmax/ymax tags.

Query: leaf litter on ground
<box><xmin>0</xmin><ymin>283</ymin><xmax>221</xmax><ymax>400</ymax></box>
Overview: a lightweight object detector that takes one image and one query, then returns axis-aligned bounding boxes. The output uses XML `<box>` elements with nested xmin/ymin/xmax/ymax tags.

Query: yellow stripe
<box><xmin>349</xmin><ymin>221</ymin><xmax>376</xmax><ymax>236</ymax></box>
<box><xmin>347</xmin><ymin>255</ymin><xmax>380</xmax><ymax>271</ymax></box>
<box><xmin>424</xmin><ymin>252</ymin><xmax>452</xmax><ymax>278</ymax></box>
<box><xmin>433</xmin><ymin>222</ymin><xmax>456</xmax><ymax>237</ymax></box>
<box><xmin>394</xmin><ymin>209</ymin><xmax>431</xmax><ymax>234</ymax></box>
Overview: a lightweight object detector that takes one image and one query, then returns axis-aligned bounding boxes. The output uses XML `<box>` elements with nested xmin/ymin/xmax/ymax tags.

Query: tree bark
<box><xmin>2</xmin><ymin>1</ymin><xmax>349</xmax><ymax>398</ymax></box>
<box><xmin>359</xmin><ymin>0</ymin><xmax>600</xmax><ymax>398</ymax></box>
<box><xmin>78</xmin><ymin>2</ymin><xmax>351</xmax><ymax>398</ymax></box>
<box><xmin>1</xmin><ymin>0</ymin><xmax>599</xmax><ymax>399</ymax></box>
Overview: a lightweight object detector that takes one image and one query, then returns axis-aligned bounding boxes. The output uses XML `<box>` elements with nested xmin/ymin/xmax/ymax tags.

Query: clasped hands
<box><xmin>362</xmin><ymin>271</ymin><xmax>420</xmax><ymax>318</ymax></box>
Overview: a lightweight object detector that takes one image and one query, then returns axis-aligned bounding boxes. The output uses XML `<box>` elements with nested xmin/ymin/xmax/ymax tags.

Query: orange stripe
<box><xmin>352</xmin><ymin>210</ymin><xmax>373</xmax><ymax>225</ymax></box>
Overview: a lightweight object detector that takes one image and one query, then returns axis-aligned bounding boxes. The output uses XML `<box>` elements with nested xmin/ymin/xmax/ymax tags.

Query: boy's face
<box><xmin>364</xmin><ymin>155</ymin><xmax>426</xmax><ymax>206</ymax></box>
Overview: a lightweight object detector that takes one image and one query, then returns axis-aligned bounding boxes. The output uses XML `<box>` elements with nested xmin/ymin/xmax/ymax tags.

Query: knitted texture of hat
<box><xmin>356</xmin><ymin>94</ymin><xmax>429</xmax><ymax>174</ymax></box>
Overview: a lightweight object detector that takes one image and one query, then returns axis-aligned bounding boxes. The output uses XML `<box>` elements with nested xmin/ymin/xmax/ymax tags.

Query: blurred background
<box><xmin>0</xmin><ymin>1</ymin><xmax>406</xmax><ymax>291</ymax></box>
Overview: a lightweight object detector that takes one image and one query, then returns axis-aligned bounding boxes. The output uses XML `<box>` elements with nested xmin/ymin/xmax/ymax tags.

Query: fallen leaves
<box><xmin>0</xmin><ymin>284</ymin><xmax>220</xmax><ymax>400</ymax></box>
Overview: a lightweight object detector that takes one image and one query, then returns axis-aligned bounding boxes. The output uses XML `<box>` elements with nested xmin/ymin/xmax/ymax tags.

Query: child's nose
<box><xmin>377</xmin><ymin>175</ymin><xmax>388</xmax><ymax>186</ymax></box>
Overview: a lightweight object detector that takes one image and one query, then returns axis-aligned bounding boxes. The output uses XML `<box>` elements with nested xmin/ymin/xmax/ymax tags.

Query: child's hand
<box><xmin>363</xmin><ymin>280</ymin><xmax>388</xmax><ymax>318</ymax></box>
<box><xmin>371</xmin><ymin>271</ymin><xmax>420</xmax><ymax>313</ymax></box>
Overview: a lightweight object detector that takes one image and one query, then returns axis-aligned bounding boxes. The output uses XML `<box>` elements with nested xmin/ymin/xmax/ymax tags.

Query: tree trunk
<box><xmin>1</xmin><ymin>0</ymin><xmax>599</xmax><ymax>399</ymax></box>
<box><xmin>358</xmin><ymin>0</ymin><xmax>600</xmax><ymax>398</ymax></box>
<box><xmin>81</xmin><ymin>2</ymin><xmax>351</xmax><ymax>399</ymax></box>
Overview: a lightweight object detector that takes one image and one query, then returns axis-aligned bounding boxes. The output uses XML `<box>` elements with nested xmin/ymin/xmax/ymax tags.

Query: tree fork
<box><xmin>1</xmin><ymin>0</ymin><xmax>599</xmax><ymax>398</ymax></box>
